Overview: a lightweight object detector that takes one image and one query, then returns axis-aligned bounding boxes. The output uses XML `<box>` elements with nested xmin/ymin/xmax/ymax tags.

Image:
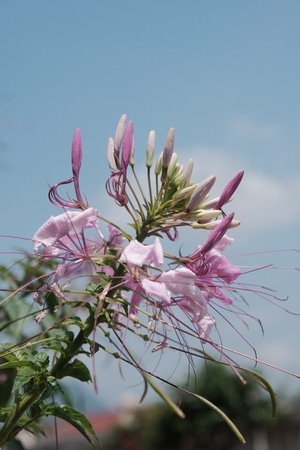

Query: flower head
<box><xmin>32</xmin><ymin>116</ymin><xmax>255</xmax><ymax>367</ymax></box>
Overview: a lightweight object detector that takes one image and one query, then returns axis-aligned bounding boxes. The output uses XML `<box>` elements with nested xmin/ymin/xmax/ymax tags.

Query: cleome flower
<box><xmin>31</xmin><ymin>114</ymin><xmax>247</xmax><ymax>360</ymax></box>
<box><xmin>32</xmin><ymin>207</ymin><xmax>124</xmax><ymax>311</ymax></box>
<box><xmin>1</xmin><ymin>113</ymin><xmax>297</xmax><ymax>450</ymax></box>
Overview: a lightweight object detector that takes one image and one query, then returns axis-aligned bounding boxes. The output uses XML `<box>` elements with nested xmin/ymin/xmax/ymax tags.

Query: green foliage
<box><xmin>43</xmin><ymin>404</ymin><xmax>98</xmax><ymax>447</ymax></box>
<box><xmin>0</xmin><ymin>259</ymin><xmax>100</xmax><ymax>448</ymax></box>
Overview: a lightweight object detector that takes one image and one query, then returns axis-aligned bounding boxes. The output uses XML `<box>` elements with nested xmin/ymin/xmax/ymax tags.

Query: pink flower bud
<box><xmin>121</xmin><ymin>121</ymin><xmax>134</xmax><ymax>170</ymax></box>
<box><xmin>71</xmin><ymin>128</ymin><xmax>82</xmax><ymax>179</ymax></box>
<box><xmin>200</xmin><ymin>212</ymin><xmax>235</xmax><ymax>255</ymax></box>
<box><xmin>215</xmin><ymin>170</ymin><xmax>244</xmax><ymax>210</ymax></box>
<box><xmin>162</xmin><ymin>127</ymin><xmax>175</xmax><ymax>169</ymax></box>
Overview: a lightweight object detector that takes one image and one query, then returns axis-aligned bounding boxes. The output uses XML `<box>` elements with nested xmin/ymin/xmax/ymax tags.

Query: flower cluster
<box><xmin>32</xmin><ymin>114</ymin><xmax>245</xmax><ymax>357</ymax></box>
<box><xmin>2</xmin><ymin>114</ymin><xmax>297</xmax><ymax>449</ymax></box>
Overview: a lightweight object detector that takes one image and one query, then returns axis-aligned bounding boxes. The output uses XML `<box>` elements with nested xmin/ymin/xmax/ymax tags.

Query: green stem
<box><xmin>0</xmin><ymin>384</ymin><xmax>46</xmax><ymax>446</ymax></box>
<box><xmin>50</xmin><ymin>263</ymin><xmax>127</xmax><ymax>379</ymax></box>
<box><xmin>49</xmin><ymin>320</ymin><xmax>94</xmax><ymax>379</ymax></box>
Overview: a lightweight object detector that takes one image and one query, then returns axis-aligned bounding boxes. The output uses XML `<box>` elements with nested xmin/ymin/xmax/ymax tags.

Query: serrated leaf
<box><xmin>51</xmin><ymin>328</ymin><xmax>76</xmax><ymax>344</ymax></box>
<box><xmin>0</xmin><ymin>345</ymin><xmax>20</xmax><ymax>362</ymax></box>
<box><xmin>63</xmin><ymin>359</ymin><xmax>91</xmax><ymax>382</ymax></box>
<box><xmin>0</xmin><ymin>361</ymin><xmax>35</xmax><ymax>371</ymax></box>
<box><xmin>45</xmin><ymin>404</ymin><xmax>98</xmax><ymax>447</ymax></box>
<box><xmin>42</xmin><ymin>340</ymin><xmax>67</xmax><ymax>354</ymax></box>
<box><xmin>59</xmin><ymin>316</ymin><xmax>87</xmax><ymax>330</ymax></box>
<box><xmin>12</xmin><ymin>366</ymin><xmax>37</xmax><ymax>392</ymax></box>
<box><xmin>33</xmin><ymin>352</ymin><xmax>49</xmax><ymax>367</ymax></box>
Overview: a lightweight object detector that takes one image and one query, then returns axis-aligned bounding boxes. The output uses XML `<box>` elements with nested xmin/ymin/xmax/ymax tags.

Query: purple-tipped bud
<box><xmin>199</xmin><ymin>212</ymin><xmax>235</xmax><ymax>255</ymax></box>
<box><xmin>70</xmin><ymin>128</ymin><xmax>85</xmax><ymax>206</ymax></box>
<box><xmin>215</xmin><ymin>170</ymin><xmax>244</xmax><ymax>210</ymax></box>
<box><xmin>161</xmin><ymin>128</ymin><xmax>175</xmax><ymax>183</ymax></box>
<box><xmin>114</xmin><ymin>114</ymin><xmax>127</xmax><ymax>156</ymax></box>
<box><xmin>71</xmin><ymin>128</ymin><xmax>82</xmax><ymax>179</ymax></box>
<box><xmin>185</xmin><ymin>175</ymin><xmax>216</xmax><ymax>213</ymax></box>
<box><xmin>162</xmin><ymin>127</ymin><xmax>175</xmax><ymax>169</ymax></box>
<box><xmin>146</xmin><ymin>130</ymin><xmax>155</xmax><ymax>168</ymax></box>
<box><xmin>121</xmin><ymin>121</ymin><xmax>134</xmax><ymax>170</ymax></box>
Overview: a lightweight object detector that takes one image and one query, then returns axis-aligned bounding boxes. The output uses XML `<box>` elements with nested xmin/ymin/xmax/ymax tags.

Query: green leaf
<box><xmin>63</xmin><ymin>359</ymin><xmax>91</xmax><ymax>382</ymax></box>
<box><xmin>62</xmin><ymin>316</ymin><xmax>86</xmax><ymax>330</ymax></box>
<box><xmin>42</xmin><ymin>340</ymin><xmax>67</xmax><ymax>354</ymax></box>
<box><xmin>33</xmin><ymin>352</ymin><xmax>49</xmax><ymax>367</ymax></box>
<box><xmin>141</xmin><ymin>371</ymin><xmax>185</xmax><ymax>419</ymax></box>
<box><xmin>12</xmin><ymin>416</ymin><xmax>46</xmax><ymax>437</ymax></box>
<box><xmin>0</xmin><ymin>344</ymin><xmax>21</xmax><ymax>362</ymax></box>
<box><xmin>12</xmin><ymin>366</ymin><xmax>37</xmax><ymax>392</ymax></box>
<box><xmin>45</xmin><ymin>404</ymin><xmax>98</xmax><ymax>447</ymax></box>
<box><xmin>0</xmin><ymin>359</ymin><xmax>35</xmax><ymax>370</ymax></box>
<box><xmin>178</xmin><ymin>387</ymin><xmax>246</xmax><ymax>444</ymax></box>
<box><xmin>240</xmin><ymin>367</ymin><xmax>277</xmax><ymax>418</ymax></box>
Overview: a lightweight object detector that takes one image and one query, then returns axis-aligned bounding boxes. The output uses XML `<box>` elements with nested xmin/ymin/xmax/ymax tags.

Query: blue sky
<box><xmin>1</xmin><ymin>0</ymin><xmax>300</xmax><ymax>411</ymax></box>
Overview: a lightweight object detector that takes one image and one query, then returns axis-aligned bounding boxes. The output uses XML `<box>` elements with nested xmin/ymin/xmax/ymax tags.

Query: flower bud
<box><xmin>107</xmin><ymin>137</ymin><xmax>117</xmax><ymax>172</ymax></box>
<box><xmin>191</xmin><ymin>209</ymin><xmax>221</xmax><ymax>221</ymax></box>
<box><xmin>121</xmin><ymin>121</ymin><xmax>134</xmax><ymax>170</ymax></box>
<box><xmin>154</xmin><ymin>151</ymin><xmax>163</xmax><ymax>175</ymax></box>
<box><xmin>162</xmin><ymin>128</ymin><xmax>175</xmax><ymax>169</ymax></box>
<box><xmin>114</xmin><ymin>114</ymin><xmax>127</xmax><ymax>156</ymax></box>
<box><xmin>167</xmin><ymin>153</ymin><xmax>179</xmax><ymax>178</ymax></box>
<box><xmin>130</xmin><ymin>135</ymin><xmax>135</xmax><ymax>166</ymax></box>
<box><xmin>161</xmin><ymin>128</ymin><xmax>175</xmax><ymax>183</ymax></box>
<box><xmin>71</xmin><ymin>128</ymin><xmax>82</xmax><ymax>179</ymax></box>
<box><xmin>185</xmin><ymin>175</ymin><xmax>216</xmax><ymax>213</ymax></box>
<box><xmin>146</xmin><ymin>130</ymin><xmax>155</xmax><ymax>168</ymax></box>
<box><xmin>215</xmin><ymin>170</ymin><xmax>244</xmax><ymax>210</ymax></box>
<box><xmin>180</xmin><ymin>159</ymin><xmax>194</xmax><ymax>187</ymax></box>
<box><xmin>199</xmin><ymin>212</ymin><xmax>235</xmax><ymax>255</ymax></box>
<box><xmin>198</xmin><ymin>217</ymin><xmax>240</xmax><ymax>230</ymax></box>
<box><xmin>173</xmin><ymin>185</ymin><xmax>197</xmax><ymax>202</ymax></box>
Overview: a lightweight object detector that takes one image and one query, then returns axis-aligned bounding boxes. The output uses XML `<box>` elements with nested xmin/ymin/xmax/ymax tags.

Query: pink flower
<box><xmin>33</xmin><ymin>208</ymin><xmax>100</xmax><ymax>253</ymax></box>
<box><xmin>32</xmin><ymin>208</ymin><xmax>110</xmax><ymax>304</ymax></box>
<box><xmin>184</xmin><ymin>225</ymin><xmax>241</xmax><ymax>305</ymax></box>
<box><xmin>119</xmin><ymin>238</ymin><xmax>163</xmax><ymax>268</ymax></box>
<box><xmin>119</xmin><ymin>239</ymin><xmax>213</xmax><ymax>344</ymax></box>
